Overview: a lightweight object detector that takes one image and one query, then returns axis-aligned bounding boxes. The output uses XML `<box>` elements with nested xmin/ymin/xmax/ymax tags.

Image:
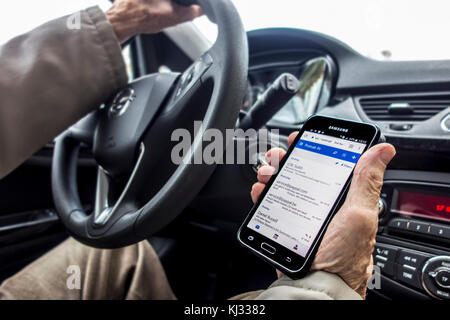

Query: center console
<box><xmin>374</xmin><ymin>170</ymin><xmax>450</xmax><ymax>300</ymax></box>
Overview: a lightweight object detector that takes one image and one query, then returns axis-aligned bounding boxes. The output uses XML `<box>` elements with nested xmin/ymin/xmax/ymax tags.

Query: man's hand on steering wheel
<box><xmin>106</xmin><ymin>0</ymin><xmax>204</xmax><ymax>43</ymax></box>
<box><xmin>251</xmin><ymin>131</ymin><xmax>396</xmax><ymax>298</ymax></box>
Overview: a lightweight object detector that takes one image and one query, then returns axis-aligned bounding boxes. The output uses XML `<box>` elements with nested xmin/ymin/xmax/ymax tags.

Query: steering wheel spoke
<box><xmin>93</xmin><ymin>143</ymin><xmax>146</xmax><ymax>227</ymax></box>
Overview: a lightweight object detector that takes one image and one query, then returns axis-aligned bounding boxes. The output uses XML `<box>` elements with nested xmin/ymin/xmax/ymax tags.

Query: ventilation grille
<box><xmin>359</xmin><ymin>94</ymin><xmax>450</xmax><ymax>121</ymax></box>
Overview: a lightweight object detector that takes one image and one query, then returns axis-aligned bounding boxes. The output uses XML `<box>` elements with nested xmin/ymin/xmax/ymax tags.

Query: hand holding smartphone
<box><xmin>238</xmin><ymin>115</ymin><xmax>381</xmax><ymax>279</ymax></box>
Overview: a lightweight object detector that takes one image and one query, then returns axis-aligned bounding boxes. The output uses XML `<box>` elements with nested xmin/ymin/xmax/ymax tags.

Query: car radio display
<box><xmin>395</xmin><ymin>190</ymin><xmax>450</xmax><ymax>222</ymax></box>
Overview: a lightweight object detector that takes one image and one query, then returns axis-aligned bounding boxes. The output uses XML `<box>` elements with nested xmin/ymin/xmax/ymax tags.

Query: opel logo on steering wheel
<box><xmin>108</xmin><ymin>87</ymin><xmax>135</xmax><ymax>117</ymax></box>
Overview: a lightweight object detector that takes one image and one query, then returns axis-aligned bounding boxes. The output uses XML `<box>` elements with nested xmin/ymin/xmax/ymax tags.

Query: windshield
<box><xmin>194</xmin><ymin>0</ymin><xmax>450</xmax><ymax>61</ymax></box>
<box><xmin>2</xmin><ymin>0</ymin><xmax>449</xmax><ymax>62</ymax></box>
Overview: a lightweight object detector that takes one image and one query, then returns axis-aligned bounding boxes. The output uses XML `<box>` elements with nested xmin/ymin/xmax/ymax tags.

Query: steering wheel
<box><xmin>51</xmin><ymin>0</ymin><xmax>248</xmax><ymax>248</ymax></box>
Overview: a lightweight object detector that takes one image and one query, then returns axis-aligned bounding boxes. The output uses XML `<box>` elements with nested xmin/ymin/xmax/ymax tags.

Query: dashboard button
<box><xmin>430</xmin><ymin>224</ymin><xmax>450</xmax><ymax>240</ymax></box>
<box><xmin>388</xmin><ymin>218</ymin><xmax>408</xmax><ymax>230</ymax></box>
<box><xmin>373</xmin><ymin>244</ymin><xmax>398</xmax><ymax>277</ymax></box>
<box><xmin>434</xmin><ymin>289</ymin><xmax>450</xmax><ymax>299</ymax></box>
<box><xmin>374</xmin><ymin>244</ymin><xmax>398</xmax><ymax>261</ymax></box>
<box><xmin>397</xmin><ymin>265</ymin><xmax>422</xmax><ymax>290</ymax></box>
<box><xmin>261</xmin><ymin>242</ymin><xmax>276</xmax><ymax>254</ymax></box>
<box><xmin>374</xmin><ymin>258</ymin><xmax>395</xmax><ymax>277</ymax></box>
<box><xmin>409</xmin><ymin>221</ymin><xmax>430</xmax><ymax>235</ymax></box>
<box><xmin>398</xmin><ymin>250</ymin><xmax>430</xmax><ymax>269</ymax></box>
<box><xmin>435</xmin><ymin>269</ymin><xmax>450</xmax><ymax>289</ymax></box>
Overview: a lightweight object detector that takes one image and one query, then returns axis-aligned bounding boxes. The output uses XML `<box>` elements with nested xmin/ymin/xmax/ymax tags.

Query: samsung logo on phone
<box><xmin>328</xmin><ymin>126</ymin><xmax>349</xmax><ymax>133</ymax></box>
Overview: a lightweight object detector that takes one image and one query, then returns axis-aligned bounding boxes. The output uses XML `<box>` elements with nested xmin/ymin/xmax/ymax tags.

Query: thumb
<box><xmin>345</xmin><ymin>143</ymin><xmax>396</xmax><ymax>211</ymax></box>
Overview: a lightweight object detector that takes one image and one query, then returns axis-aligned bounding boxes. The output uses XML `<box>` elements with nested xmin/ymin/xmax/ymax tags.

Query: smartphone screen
<box><xmin>247</xmin><ymin>130</ymin><xmax>367</xmax><ymax>257</ymax></box>
<box><xmin>238</xmin><ymin>116</ymin><xmax>379</xmax><ymax>276</ymax></box>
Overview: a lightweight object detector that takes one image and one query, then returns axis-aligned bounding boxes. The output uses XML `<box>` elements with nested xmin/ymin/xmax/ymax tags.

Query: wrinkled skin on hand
<box><xmin>106</xmin><ymin>0</ymin><xmax>203</xmax><ymax>43</ymax></box>
<box><xmin>252</xmin><ymin>131</ymin><xmax>396</xmax><ymax>298</ymax></box>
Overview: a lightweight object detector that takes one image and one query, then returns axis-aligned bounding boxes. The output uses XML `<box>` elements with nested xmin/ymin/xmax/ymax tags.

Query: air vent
<box><xmin>359</xmin><ymin>94</ymin><xmax>450</xmax><ymax>121</ymax></box>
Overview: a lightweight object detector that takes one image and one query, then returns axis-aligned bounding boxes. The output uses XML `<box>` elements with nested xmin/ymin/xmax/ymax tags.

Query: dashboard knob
<box><xmin>433</xmin><ymin>268</ymin><xmax>450</xmax><ymax>289</ymax></box>
<box><xmin>422</xmin><ymin>256</ymin><xmax>450</xmax><ymax>299</ymax></box>
<box><xmin>378</xmin><ymin>198</ymin><xmax>386</xmax><ymax>217</ymax></box>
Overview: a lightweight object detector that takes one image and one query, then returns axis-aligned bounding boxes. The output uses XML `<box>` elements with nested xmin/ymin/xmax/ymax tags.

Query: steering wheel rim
<box><xmin>52</xmin><ymin>0</ymin><xmax>248</xmax><ymax>248</ymax></box>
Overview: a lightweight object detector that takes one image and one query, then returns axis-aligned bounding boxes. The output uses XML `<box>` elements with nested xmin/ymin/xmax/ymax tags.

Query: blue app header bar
<box><xmin>296</xmin><ymin>139</ymin><xmax>362</xmax><ymax>163</ymax></box>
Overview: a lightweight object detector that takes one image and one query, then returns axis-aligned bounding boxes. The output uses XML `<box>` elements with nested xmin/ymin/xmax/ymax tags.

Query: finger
<box><xmin>264</xmin><ymin>131</ymin><xmax>298</xmax><ymax>167</ymax></box>
<box><xmin>251</xmin><ymin>182</ymin><xmax>266</xmax><ymax>203</ymax></box>
<box><xmin>345</xmin><ymin>143</ymin><xmax>396</xmax><ymax>211</ymax></box>
<box><xmin>288</xmin><ymin>131</ymin><xmax>299</xmax><ymax>147</ymax></box>
<box><xmin>265</xmin><ymin>148</ymin><xmax>286</xmax><ymax>167</ymax></box>
<box><xmin>173</xmin><ymin>4</ymin><xmax>204</xmax><ymax>22</ymax></box>
<box><xmin>276</xmin><ymin>269</ymin><xmax>284</xmax><ymax>279</ymax></box>
<box><xmin>257</xmin><ymin>165</ymin><xmax>275</xmax><ymax>184</ymax></box>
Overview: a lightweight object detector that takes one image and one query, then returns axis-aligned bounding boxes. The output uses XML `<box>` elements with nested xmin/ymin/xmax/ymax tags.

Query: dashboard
<box><xmin>238</xmin><ymin>28</ymin><xmax>450</xmax><ymax>300</ymax></box>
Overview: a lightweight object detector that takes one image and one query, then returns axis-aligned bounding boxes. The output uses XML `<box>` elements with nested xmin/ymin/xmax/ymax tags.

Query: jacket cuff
<box><xmin>84</xmin><ymin>6</ymin><xmax>128</xmax><ymax>90</ymax></box>
<box><xmin>256</xmin><ymin>271</ymin><xmax>362</xmax><ymax>300</ymax></box>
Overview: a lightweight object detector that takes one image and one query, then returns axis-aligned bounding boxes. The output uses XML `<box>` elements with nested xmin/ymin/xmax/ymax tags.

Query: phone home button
<box><xmin>261</xmin><ymin>242</ymin><xmax>276</xmax><ymax>255</ymax></box>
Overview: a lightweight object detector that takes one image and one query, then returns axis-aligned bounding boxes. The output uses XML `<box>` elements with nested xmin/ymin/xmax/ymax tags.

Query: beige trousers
<box><xmin>0</xmin><ymin>237</ymin><xmax>361</xmax><ymax>300</ymax></box>
<box><xmin>0</xmin><ymin>238</ymin><xmax>177</xmax><ymax>300</ymax></box>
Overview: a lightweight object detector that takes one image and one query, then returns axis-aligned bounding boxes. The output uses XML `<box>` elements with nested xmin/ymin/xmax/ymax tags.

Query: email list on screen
<box><xmin>247</xmin><ymin>131</ymin><xmax>367</xmax><ymax>257</ymax></box>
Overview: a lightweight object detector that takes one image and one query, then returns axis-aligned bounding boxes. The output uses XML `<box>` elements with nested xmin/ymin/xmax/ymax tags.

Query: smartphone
<box><xmin>238</xmin><ymin>115</ymin><xmax>380</xmax><ymax>278</ymax></box>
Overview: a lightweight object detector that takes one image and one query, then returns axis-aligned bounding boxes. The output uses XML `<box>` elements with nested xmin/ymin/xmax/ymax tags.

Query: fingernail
<box><xmin>380</xmin><ymin>146</ymin><xmax>395</xmax><ymax>165</ymax></box>
<box><xmin>259</xmin><ymin>166</ymin><xmax>274</xmax><ymax>176</ymax></box>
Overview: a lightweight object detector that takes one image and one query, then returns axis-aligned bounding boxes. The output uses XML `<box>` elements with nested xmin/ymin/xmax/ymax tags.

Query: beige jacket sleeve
<box><xmin>233</xmin><ymin>271</ymin><xmax>362</xmax><ymax>300</ymax></box>
<box><xmin>0</xmin><ymin>6</ymin><xmax>128</xmax><ymax>179</ymax></box>
<box><xmin>256</xmin><ymin>271</ymin><xmax>362</xmax><ymax>300</ymax></box>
